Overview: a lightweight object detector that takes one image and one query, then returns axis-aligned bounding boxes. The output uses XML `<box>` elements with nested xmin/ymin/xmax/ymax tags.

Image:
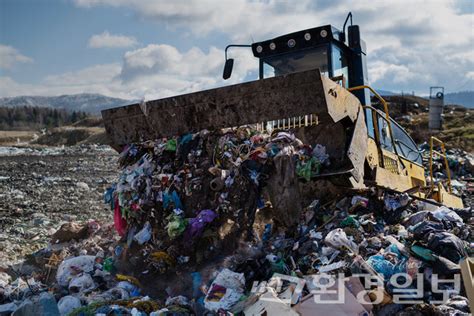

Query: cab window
<box><xmin>377</xmin><ymin>114</ymin><xmax>394</xmax><ymax>152</ymax></box>
<box><xmin>390</xmin><ymin>121</ymin><xmax>423</xmax><ymax>164</ymax></box>
<box><xmin>365</xmin><ymin>108</ymin><xmax>375</xmax><ymax>139</ymax></box>
<box><xmin>331</xmin><ymin>45</ymin><xmax>349</xmax><ymax>88</ymax></box>
<box><xmin>262</xmin><ymin>45</ymin><xmax>329</xmax><ymax>78</ymax></box>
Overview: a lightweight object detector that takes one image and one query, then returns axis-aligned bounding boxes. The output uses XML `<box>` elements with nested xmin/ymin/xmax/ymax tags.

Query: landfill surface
<box><xmin>0</xmin><ymin>145</ymin><xmax>117</xmax><ymax>266</ymax></box>
<box><xmin>0</xmin><ymin>128</ymin><xmax>472</xmax><ymax>316</ymax></box>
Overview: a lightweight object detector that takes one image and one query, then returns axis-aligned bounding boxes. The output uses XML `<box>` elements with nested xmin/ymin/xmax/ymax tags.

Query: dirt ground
<box><xmin>0</xmin><ymin>145</ymin><xmax>118</xmax><ymax>266</ymax></box>
<box><xmin>0</xmin><ymin>130</ymin><xmax>37</xmax><ymax>145</ymax></box>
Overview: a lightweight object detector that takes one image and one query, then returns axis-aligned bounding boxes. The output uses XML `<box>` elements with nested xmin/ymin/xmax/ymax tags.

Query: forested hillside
<box><xmin>0</xmin><ymin>106</ymin><xmax>88</xmax><ymax>130</ymax></box>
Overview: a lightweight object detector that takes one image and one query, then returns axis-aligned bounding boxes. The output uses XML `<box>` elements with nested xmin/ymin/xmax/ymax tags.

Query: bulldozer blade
<box><xmin>102</xmin><ymin>69</ymin><xmax>360</xmax><ymax>145</ymax></box>
<box><xmin>102</xmin><ymin>68</ymin><xmax>368</xmax><ymax>188</ymax></box>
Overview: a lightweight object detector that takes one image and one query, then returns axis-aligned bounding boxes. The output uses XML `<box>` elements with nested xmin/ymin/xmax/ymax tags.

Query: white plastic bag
<box><xmin>324</xmin><ymin>228</ymin><xmax>359</xmax><ymax>254</ymax></box>
<box><xmin>134</xmin><ymin>221</ymin><xmax>152</xmax><ymax>245</ymax></box>
<box><xmin>312</xmin><ymin>144</ymin><xmax>329</xmax><ymax>164</ymax></box>
<box><xmin>431</xmin><ymin>206</ymin><xmax>463</xmax><ymax>224</ymax></box>
<box><xmin>204</xmin><ymin>268</ymin><xmax>245</xmax><ymax>312</ymax></box>
<box><xmin>68</xmin><ymin>273</ymin><xmax>95</xmax><ymax>293</ymax></box>
<box><xmin>57</xmin><ymin>295</ymin><xmax>81</xmax><ymax>316</ymax></box>
<box><xmin>56</xmin><ymin>255</ymin><xmax>95</xmax><ymax>287</ymax></box>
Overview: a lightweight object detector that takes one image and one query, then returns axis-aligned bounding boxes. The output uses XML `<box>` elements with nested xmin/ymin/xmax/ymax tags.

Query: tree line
<box><xmin>0</xmin><ymin>106</ymin><xmax>88</xmax><ymax>130</ymax></box>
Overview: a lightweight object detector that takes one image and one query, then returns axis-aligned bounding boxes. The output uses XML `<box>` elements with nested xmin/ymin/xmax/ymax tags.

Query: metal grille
<box><xmin>383</xmin><ymin>155</ymin><xmax>399</xmax><ymax>174</ymax></box>
<box><xmin>256</xmin><ymin>114</ymin><xmax>319</xmax><ymax>132</ymax></box>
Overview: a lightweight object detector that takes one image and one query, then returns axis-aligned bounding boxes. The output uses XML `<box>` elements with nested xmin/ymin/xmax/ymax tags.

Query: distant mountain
<box><xmin>445</xmin><ymin>91</ymin><xmax>474</xmax><ymax>108</ymax></box>
<box><xmin>376</xmin><ymin>89</ymin><xmax>396</xmax><ymax>96</ymax></box>
<box><xmin>374</xmin><ymin>89</ymin><xmax>474</xmax><ymax>108</ymax></box>
<box><xmin>0</xmin><ymin>93</ymin><xmax>133</xmax><ymax>114</ymax></box>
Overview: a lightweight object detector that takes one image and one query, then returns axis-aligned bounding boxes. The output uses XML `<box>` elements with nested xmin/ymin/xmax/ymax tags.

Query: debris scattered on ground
<box><xmin>0</xmin><ymin>144</ymin><xmax>117</xmax><ymax>266</ymax></box>
<box><xmin>0</xmin><ymin>129</ymin><xmax>472</xmax><ymax>315</ymax></box>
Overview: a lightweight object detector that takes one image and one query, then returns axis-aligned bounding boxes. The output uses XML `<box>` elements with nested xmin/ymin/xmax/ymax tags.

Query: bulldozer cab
<box><xmin>257</xmin><ymin>29</ymin><xmax>348</xmax><ymax>82</ymax></box>
<box><xmin>224</xmin><ymin>14</ymin><xmax>370</xmax><ymax>105</ymax></box>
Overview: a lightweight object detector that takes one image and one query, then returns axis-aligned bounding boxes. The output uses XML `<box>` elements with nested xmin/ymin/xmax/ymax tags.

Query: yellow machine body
<box><xmin>349</xmin><ymin>86</ymin><xmax>463</xmax><ymax>208</ymax></box>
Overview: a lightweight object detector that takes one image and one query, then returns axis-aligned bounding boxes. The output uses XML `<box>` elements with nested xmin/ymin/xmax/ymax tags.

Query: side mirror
<box><xmin>223</xmin><ymin>58</ymin><xmax>234</xmax><ymax>80</ymax></box>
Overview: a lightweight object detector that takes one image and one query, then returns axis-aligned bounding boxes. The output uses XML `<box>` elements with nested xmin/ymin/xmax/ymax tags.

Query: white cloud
<box><xmin>0</xmin><ymin>63</ymin><xmax>126</xmax><ymax>98</ymax></box>
<box><xmin>0</xmin><ymin>45</ymin><xmax>33</xmax><ymax>70</ymax></box>
<box><xmin>72</xmin><ymin>1</ymin><xmax>472</xmax><ymax>43</ymax></box>
<box><xmin>119</xmin><ymin>44</ymin><xmax>257</xmax><ymax>100</ymax></box>
<box><xmin>121</xmin><ymin>44</ymin><xmax>231</xmax><ymax>81</ymax></box>
<box><xmin>88</xmin><ymin>31</ymin><xmax>138</xmax><ymax>48</ymax></box>
<box><xmin>73</xmin><ymin>0</ymin><xmax>474</xmax><ymax>94</ymax></box>
<box><xmin>74</xmin><ymin>0</ymin><xmax>339</xmax><ymax>41</ymax></box>
<box><xmin>44</xmin><ymin>63</ymin><xmax>121</xmax><ymax>86</ymax></box>
<box><xmin>0</xmin><ymin>44</ymin><xmax>258</xmax><ymax>100</ymax></box>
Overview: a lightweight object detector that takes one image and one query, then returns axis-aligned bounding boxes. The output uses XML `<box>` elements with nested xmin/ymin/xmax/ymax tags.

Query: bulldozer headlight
<box><xmin>304</xmin><ymin>32</ymin><xmax>311</xmax><ymax>41</ymax></box>
<box><xmin>320</xmin><ymin>30</ymin><xmax>327</xmax><ymax>38</ymax></box>
<box><xmin>287</xmin><ymin>39</ymin><xmax>296</xmax><ymax>48</ymax></box>
<box><xmin>256</xmin><ymin>45</ymin><xmax>263</xmax><ymax>53</ymax></box>
<box><xmin>269</xmin><ymin>42</ymin><xmax>276</xmax><ymax>50</ymax></box>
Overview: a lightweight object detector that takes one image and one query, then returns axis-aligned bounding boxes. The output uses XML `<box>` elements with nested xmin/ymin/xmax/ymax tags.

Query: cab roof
<box><xmin>251</xmin><ymin>25</ymin><xmax>345</xmax><ymax>58</ymax></box>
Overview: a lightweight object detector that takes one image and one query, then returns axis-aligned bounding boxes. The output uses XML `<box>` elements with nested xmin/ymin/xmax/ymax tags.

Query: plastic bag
<box><xmin>265</xmin><ymin>254</ymin><xmax>288</xmax><ymax>274</ymax></box>
<box><xmin>113</xmin><ymin>197</ymin><xmax>127</xmax><ymax>236</ymax></box>
<box><xmin>68</xmin><ymin>273</ymin><xmax>95</xmax><ymax>293</ymax></box>
<box><xmin>426</xmin><ymin>231</ymin><xmax>467</xmax><ymax>263</ymax></box>
<box><xmin>312</xmin><ymin>144</ymin><xmax>329</xmax><ymax>164</ymax></box>
<box><xmin>384</xmin><ymin>193</ymin><xmax>410</xmax><ymax>211</ymax></box>
<box><xmin>117</xmin><ymin>281</ymin><xmax>140</xmax><ymax>297</ymax></box>
<box><xmin>296</xmin><ymin>157</ymin><xmax>320</xmax><ymax>181</ymax></box>
<box><xmin>272</xmin><ymin>132</ymin><xmax>295</xmax><ymax>143</ymax></box>
<box><xmin>351</xmin><ymin>195</ymin><xmax>369</xmax><ymax>208</ymax></box>
<box><xmin>134</xmin><ymin>221</ymin><xmax>152</xmax><ymax>245</ymax></box>
<box><xmin>183</xmin><ymin>210</ymin><xmax>217</xmax><ymax>243</ymax></box>
<box><xmin>406</xmin><ymin>257</ymin><xmax>423</xmax><ymax>279</ymax></box>
<box><xmin>88</xmin><ymin>287</ymin><xmax>130</xmax><ymax>303</ymax></box>
<box><xmin>165</xmin><ymin>139</ymin><xmax>177</xmax><ymax>151</ymax></box>
<box><xmin>58</xmin><ymin>295</ymin><xmax>81</xmax><ymax>316</ymax></box>
<box><xmin>56</xmin><ymin>255</ymin><xmax>95</xmax><ymax>287</ymax></box>
<box><xmin>430</xmin><ymin>206</ymin><xmax>463</xmax><ymax>224</ymax></box>
<box><xmin>204</xmin><ymin>269</ymin><xmax>245</xmax><ymax>312</ymax></box>
<box><xmin>411</xmin><ymin>244</ymin><xmax>436</xmax><ymax>262</ymax></box>
<box><xmin>262</xmin><ymin>223</ymin><xmax>272</xmax><ymax>241</ymax></box>
<box><xmin>340</xmin><ymin>215</ymin><xmax>360</xmax><ymax>228</ymax></box>
<box><xmin>324</xmin><ymin>228</ymin><xmax>359</xmax><ymax>254</ymax></box>
<box><xmin>166</xmin><ymin>214</ymin><xmax>187</xmax><ymax>239</ymax></box>
<box><xmin>163</xmin><ymin>190</ymin><xmax>183</xmax><ymax>210</ymax></box>
<box><xmin>367</xmin><ymin>255</ymin><xmax>404</xmax><ymax>281</ymax></box>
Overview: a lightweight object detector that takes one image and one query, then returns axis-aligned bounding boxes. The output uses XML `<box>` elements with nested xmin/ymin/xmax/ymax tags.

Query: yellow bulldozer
<box><xmin>102</xmin><ymin>13</ymin><xmax>463</xmax><ymax>209</ymax></box>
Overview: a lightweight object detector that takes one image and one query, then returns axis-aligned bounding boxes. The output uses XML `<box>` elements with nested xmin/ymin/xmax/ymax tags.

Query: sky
<box><xmin>0</xmin><ymin>0</ymin><xmax>473</xmax><ymax>100</ymax></box>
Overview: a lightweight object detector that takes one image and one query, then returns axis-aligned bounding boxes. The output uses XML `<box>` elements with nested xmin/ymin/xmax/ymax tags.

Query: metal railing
<box><xmin>429</xmin><ymin>136</ymin><xmax>452</xmax><ymax>193</ymax></box>
<box><xmin>349</xmin><ymin>85</ymin><xmax>404</xmax><ymax>170</ymax></box>
<box><xmin>348</xmin><ymin>85</ymin><xmax>394</xmax><ymax>147</ymax></box>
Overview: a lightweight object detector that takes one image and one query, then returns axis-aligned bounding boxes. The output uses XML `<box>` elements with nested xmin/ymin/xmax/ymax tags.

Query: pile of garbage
<box><xmin>105</xmin><ymin>128</ymin><xmax>332</xmax><ymax>253</ymax></box>
<box><xmin>0</xmin><ymin>128</ymin><xmax>472</xmax><ymax>315</ymax></box>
